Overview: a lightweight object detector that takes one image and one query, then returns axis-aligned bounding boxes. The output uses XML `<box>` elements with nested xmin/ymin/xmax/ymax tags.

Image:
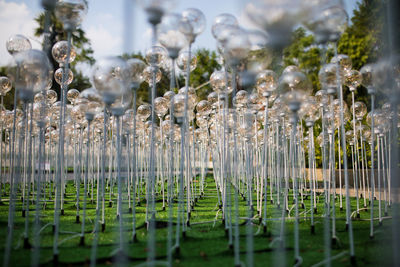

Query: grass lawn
<box><xmin>0</xmin><ymin>174</ymin><xmax>395</xmax><ymax>266</ymax></box>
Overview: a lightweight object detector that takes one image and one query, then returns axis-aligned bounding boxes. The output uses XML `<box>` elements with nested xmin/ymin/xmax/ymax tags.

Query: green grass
<box><xmin>0</xmin><ymin>175</ymin><xmax>395</xmax><ymax>266</ymax></box>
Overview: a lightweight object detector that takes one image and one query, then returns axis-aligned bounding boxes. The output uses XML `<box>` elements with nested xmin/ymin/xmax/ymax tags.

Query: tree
<box><xmin>34</xmin><ymin>12</ymin><xmax>95</xmax><ymax>97</ymax></box>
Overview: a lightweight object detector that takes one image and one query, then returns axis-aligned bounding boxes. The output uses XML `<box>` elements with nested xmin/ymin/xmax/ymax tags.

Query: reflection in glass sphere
<box><xmin>52</xmin><ymin>41</ymin><xmax>77</xmax><ymax>64</ymax></box>
<box><xmin>158</xmin><ymin>13</ymin><xmax>187</xmax><ymax>59</ymax></box>
<box><xmin>137</xmin><ymin>104</ymin><xmax>152</xmax><ymax>121</ymax></box>
<box><xmin>92</xmin><ymin>56</ymin><xmax>129</xmax><ymax>105</ymax></box>
<box><xmin>145</xmin><ymin>46</ymin><xmax>167</xmax><ymax>66</ymax></box>
<box><xmin>45</xmin><ymin>89</ymin><xmax>58</xmax><ymax>105</ymax></box>
<box><xmin>177</xmin><ymin>50</ymin><xmax>197</xmax><ymax>72</ymax></box>
<box><xmin>143</xmin><ymin>66</ymin><xmax>162</xmax><ymax>86</ymax></box>
<box><xmin>127</xmin><ymin>58</ymin><xmax>146</xmax><ymax>88</ymax></box>
<box><xmin>14</xmin><ymin>49</ymin><xmax>53</xmax><ymax>99</ymax></box>
<box><xmin>256</xmin><ymin>70</ymin><xmax>278</xmax><ymax>97</ymax></box>
<box><xmin>67</xmin><ymin>88</ymin><xmax>80</xmax><ymax>104</ymax></box>
<box><xmin>210</xmin><ymin>70</ymin><xmax>232</xmax><ymax>95</ymax></box>
<box><xmin>55</xmin><ymin>0</ymin><xmax>88</xmax><ymax>31</ymax></box>
<box><xmin>212</xmin><ymin>13</ymin><xmax>238</xmax><ymax>39</ymax></box>
<box><xmin>0</xmin><ymin>77</ymin><xmax>12</xmax><ymax>96</ymax></box>
<box><xmin>154</xmin><ymin>96</ymin><xmax>169</xmax><ymax>117</ymax></box>
<box><xmin>6</xmin><ymin>34</ymin><xmax>32</xmax><ymax>56</ymax></box>
<box><xmin>54</xmin><ymin>67</ymin><xmax>74</xmax><ymax>85</ymax></box>
<box><xmin>179</xmin><ymin>8</ymin><xmax>206</xmax><ymax>42</ymax></box>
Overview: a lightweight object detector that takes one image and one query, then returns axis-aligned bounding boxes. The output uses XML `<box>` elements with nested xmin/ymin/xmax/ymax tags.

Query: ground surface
<box><xmin>0</xmin><ymin>175</ymin><xmax>395</xmax><ymax>266</ymax></box>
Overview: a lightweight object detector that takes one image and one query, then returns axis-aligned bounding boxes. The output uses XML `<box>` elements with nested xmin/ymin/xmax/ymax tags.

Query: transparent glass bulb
<box><xmin>45</xmin><ymin>89</ymin><xmax>58</xmax><ymax>105</ymax></box>
<box><xmin>256</xmin><ymin>70</ymin><xmax>278</xmax><ymax>97</ymax></box>
<box><xmin>158</xmin><ymin>13</ymin><xmax>187</xmax><ymax>58</ymax></box>
<box><xmin>52</xmin><ymin>40</ymin><xmax>76</xmax><ymax>64</ymax></box>
<box><xmin>179</xmin><ymin>8</ymin><xmax>206</xmax><ymax>42</ymax></box>
<box><xmin>14</xmin><ymin>49</ymin><xmax>53</xmax><ymax>99</ymax></box>
<box><xmin>177</xmin><ymin>50</ymin><xmax>197</xmax><ymax>72</ymax></box>
<box><xmin>126</xmin><ymin>58</ymin><xmax>146</xmax><ymax>88</ymax></box>
<box><xmin>143</xmin><ymin>66</ymin><xmax>162</xmax><ymax>86</ymax></box>
<box><xmin>54</xmin><ymin>67</ymin><xmax>74</xmax><ymax>85</ymax></box>
<box><xmin>92</xmin><ymin>56</ymin><xmax>130</xmax><ymax>105</ymax></box>
<box><xmin>145</xmin><ymin>46</ymin><xmax>167</xmax><ymax>66</ymax></box>
<box><xmin>344</xmin><ymin>69</ymin><xmax>362</xmax><ymax>91</ymax></box>
<box><xmin>212</xmin><ymin>13</ymin><xmax>238</xmax><ymax>39</ymax></box>
<box><xmin>137</xmin><ymin>104</ymin><xmax>152</xmax><ymax>121</ymax></box>
<box><xmin>6</xmin><ymin>34</ymin><xmax>31</xmax><ymax>56</ymax></box>
<box><xmin>196</xmin><ymin>100</ymin><xmax>211</xmax><ymax>117</ymax></box>
<box><xmin>0</xmin><ymin>76</ymin><xmax>12</xmax><ymax>96</ymax></box>
<box><xmin>210</xmin><ymin>70</ymin><xmax>232</xmax><ymax>95</ymax></box>
<box><xmin>154</xmin><ymin>96</ymin><xmax>169</xmax><ymax>117</ymax></box>
<box><xmin>55</xmin><ymin>0</ymin><xmax>88</xmax><ymax>31</ymax></box>
<box><xmin>67</xmin><ymin>88</ymin><xmax>80</xmax><ymax>104</ymax></box>
<box><xmin>172</xmin><ymin>93</ymin><xmax>186</xmax><ymax>118</ymax></box>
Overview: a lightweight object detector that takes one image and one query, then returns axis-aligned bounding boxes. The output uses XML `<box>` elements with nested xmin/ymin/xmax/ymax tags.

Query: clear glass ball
<box><xmin>143</xmin><ymin>65</ymin><xmax>162</xmax><ymax>86</ymax></box>
<box><xmin>196</xmin><ymin>100</ymin><xmax>211</xmax><ymax>117</ymax></box>
<box><xmin>14</xmin><ymin>49</ymin><xmax>53</xmax><ymax>96</ymax></box>
<box><xmin>212</xmin><ymin>13</ymin><xmax>238</xmax><ymax>39</ymax></box>
<box><xmin>67</xmin><ymin>88</ymin><xmax>80</xmax><ymax>104</ymax></box>
<box><xmin>158</xmin><ymin>13</ymin><xmax>187</xmax><ymax>58</ymax></box>
<box><xmin>172</xmin><ymin>93</ymin><xmax>186</xmax><ymax>118</ymax></box>
<box><xmin>137</xmin><ymin>104</ymin><xmax>151</xmax><ymax>121</ymax></box>
<box><xmin>126</xmin><ymin>58</ymin><xmax>146</xmax><ymax>87</ymax></box>
<box><xmin>176</xmin><ymin>50</ymin><xmax>197</xmax><ymax>72</ymax></box>
<box><xmin>256</xmin><ymin>70</ymin><xmax>278</xmax><ymax>97</ymax></box>
<box><xmin>210</xmin><ymin>70</ymin><xmax>232</xmax><ymax>95</ymax></box>
<box><xmin>54</xmin><ymin>67</ymin><xmax>74</xmax><ymax>85</ymax></box>
<box><xmin>344</xmin><ymin>69</ymin><xmax>362</xmax><ymax>91</ymax></box>
<box><xmin>6</xmin><ymin>34</ymin><xmax>31</xmax><ymax>56</ymax></box>
<box><xmin>52</xmin><ymin>40</ymin><xmax>76</xmax><ymax>64</ymax></box>
<box><xmin>154</xmin><ymin>96</ymin><xmax>169</xmax><ymax>117</ymax></box>
<box><xmin>145</xmin><ymin>46</ymin><xmax>167</xmax><ymax>66</ymax></box>
<box><xmin>55</xmin><ymin>0</ymin><xmax>88</xmax><ymax>30</ymax></box>
<box><xmin>92</xmin><ymin>56</ymin><xmax>130</xmax><ymax>105</ymax></box>
<box><xmin>45</xmin><ymin>89</ymin><xmax>58</xmax><ymax>105</ymax></box>
<box><xmin>179</xmin><ymin>8</ymin><xmax>206</xmax><ymax>40</ymax></box>
<box><xmin>0</xmin><ymin>76</ymin><xmax>12</xmax><ymax>96</ymax></box>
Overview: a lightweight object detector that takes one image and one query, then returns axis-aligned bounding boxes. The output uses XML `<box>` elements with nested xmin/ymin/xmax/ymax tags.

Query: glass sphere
<box><xmin>52</xmin><ymin>41</ymin><xmax>77</xmax><ymax>64</ymax></box>
<box><xmin>344</xmin><ymin>69</ymin><xmax>362</xmax><ymax>91</ymax></box>
<box><xmin>196</xmin><ymin>100</ymin><xmax>212</xmax><ymax>117</ymax></box>
<box><xmin>158</xmin><ymin>13</ymin><xmax>187</xmax><ymax>58</ymax></box>
<box><xmin>163</xmin><ymin>90</ymin><xmax>175</xmax><ymax>102</ymax></box>
<box><xmin>0</xmin><ymin>76</ymin><xmax>12</xmax><ymax>96</ymax></box>
<box><xmin>282</xmin><ymin>65</ymin><xmax>300</xmax><ymax>75</ymax></box>
<box><xmin>126</xmin><ymin>58</ymin><xmax>146</xmax><ymax>88</ymax></box>
<box><xmin>179</xmin><ymin>8</ymin><xmax>206</xmax><ymax>41</ymax></box>
<box><xmin>246</xmin><ymin>30</ymin><xmax>272</xmax><ymax>72</ymax></box>
<box><xmin>212</xmin><ymin>13</ymin><xmax>238</xmax><ymax>39</ymax></box>
<box><xmin>67</xmin><ymin>88</ymin><xmax>80</xmax><ymax>104</ymax></box>
<box><xmin>236</xmin><ymin>90</ymin><xmax>248</xmax><ymax>107</ymax></box>
<box><xmin>79</xmin><ymin>87</ymin><xmax>102</xmax><ymax>104</ymax></box>
<box><xmin>224</xmin><ymin>30</ymin><xmax>251</xmax><ymax>67</ymax></box>
<box><xmin>176</xmin><ymin>50</ymin><xmax>197</xmax><ymax>72</ymax></box>
<box><xmin>278</xmin><ymin>70</ymin><xmax>312</xmax><ymax>108</ymax></box>
<box><xmin>92</xmin><ymin>56</ymin><xmax>130</xmax><ymax>105</ymax></box>
<box><xmin>70</xmin><ymin>104</ymin><xmax>85</xmax><ymax>126</ymax></box>
<box><xmin>143</xmin><ymin>66</ymin><xmax>162</xmax><ymax>86</ymax></box>
<box><xmin>172</xmin><ymin>93</ymin><xmax>186</xmax><ymax>118</ymax></box>
<box><xmin>210</xmin><ymin>70</ymin><xmax>232</xmax><ymax>95</ymax></box>
<box><xmin>34</xmin><ymin>92</ymin><xmax>45</xmax><ymax>103</ymax></box>
<box><xmin>330</xmin><ymin>54</ymin><xmax>352</xmax><ymax>75</ymax></box>
<box><xmin>178</xmin><ymin>86</ymin><xmax>197</xmax><ymax>109</ymax></box>
<box><xmin>137</xmin><ymin>104</ymin><xmax>151</xmax><ymax>121</ymax></box>
<box><xmin>139</xmin><ymin>0</ymin><xmax>176</xmax><ymax>25</ymax></box>
<box><xmin>14</xmin><ymin>49</ymin><xmax>53</xmax><ymax>98</ymax></box>
<box><xmin>207</xmin><ymin>92</ymin><xmax>218</xmax><ymax>106</ymax></box>
<box><xmin>303</xmin><ymin>5</ymin><xmax>348</xmax><ymax>43</ymax></box>
<box><xmin>55</xmin><ymin>0</ymin><xmax>88</xmax><ymax>31</ymax></box>
<box><xmin>256</xmin><ymin>70</ymin><xmax>278</xmax><ymax>97</ymax></box>
<box><xmin>6</xmin><ymin>34</ymin><xmax>32</xmax><ymax>56</ymax></box>
<box><xmin>54</xmin><ymin>67</ymin><xmax>74</xmax><ymax>85</ymax></box>
<box><xmin>352</xmin><ymin>101</ymin><xmax>367</xmax><ymax>120</ymax></box>
<box><xmin>110</xmin><ymin>89</ymin><xmax>132</xmax><ymax>115</ymax></box>
<box><xmin>145</xmin><ymin>46</ymin><xmax>167</xmax><ymax>66</ymax></box>
<box><xmin>360</xmin><ymin>64</ymin><xmax>373</xmax><ymax>89</ymax></box>
<box><xmin>154</xmin><ymin>96</ymin><xmax>169</xmax><ymax>117</ymax></box>
<box><xmin>45</xmin><ymin>89</ymin><xmax>58</xmax><ymax>105</ymax></box>
<box><xmin>244</xmin><ymin>0</ymin><xmax>305</xmax><ymax>49</ymax></box>
<box><xmin>318</xmin><ymin>63</ymin><xmax>339</xmax><ymax>90</ymax></box>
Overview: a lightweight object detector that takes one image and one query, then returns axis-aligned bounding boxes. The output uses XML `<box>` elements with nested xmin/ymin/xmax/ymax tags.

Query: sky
<box><xmin>0</xmin><ymin>0</ymin><xmax>360</xmax><ymax>67</ymax></box>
